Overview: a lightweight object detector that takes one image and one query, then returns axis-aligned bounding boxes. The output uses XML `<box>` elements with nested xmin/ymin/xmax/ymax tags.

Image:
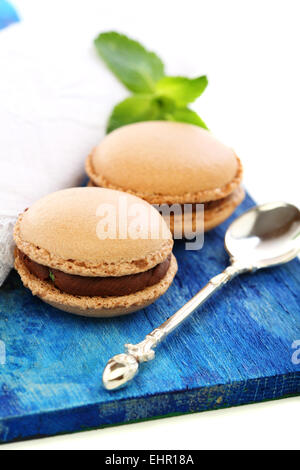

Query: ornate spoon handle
<box><xmin>102</xmin><ymin>260</ymin><xmax>248</xmax><ymax>390</ymax></box>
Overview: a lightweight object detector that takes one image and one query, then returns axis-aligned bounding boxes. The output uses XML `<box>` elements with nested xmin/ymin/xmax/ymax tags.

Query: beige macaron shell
<box><xmin>168</xmin><ymin>186</ymin><xmax>245</xmax><ymax>236</ymax></box>
<box><xmin>14</xmin><ymin>187</ymin><xmax>173</xmax><ymax>277</ymax></box>
<box><xmin>15</xmin><ymin>250</ymin><xmax>178</xmax><ymax>317</ymax></box>
<box><xmin>88</xmin><ymin>121</ymin><xmax>241</xmax><ymax>203</ymax></box>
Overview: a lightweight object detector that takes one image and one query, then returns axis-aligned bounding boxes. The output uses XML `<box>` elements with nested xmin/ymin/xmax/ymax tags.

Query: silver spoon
<box><xmin>103</xmin><ymin>201</ymin><xmax>300</xmax><ymax>390</ymax></box>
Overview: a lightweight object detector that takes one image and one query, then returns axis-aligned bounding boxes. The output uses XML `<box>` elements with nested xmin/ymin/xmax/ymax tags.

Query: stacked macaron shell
<box><xmin>14</xmin><ymin>187</ymin><xmax>177</xmax><ymax>317</ymax></box>
<box><xmin>86</xmin><ymin>121</ymin><xmax>244</xmax><ymax>233</ymax></box>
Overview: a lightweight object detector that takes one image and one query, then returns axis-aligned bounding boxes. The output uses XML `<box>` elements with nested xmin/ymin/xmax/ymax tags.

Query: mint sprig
<box><xmin>94</xmin><ymin>32</ymin><xmax>164</xmax><ymax>94</ymax></box>
<box><xmin>107</xmin><ymin>95</ymin><xmax>161</xmax><ymax>134</ymax></box>
<box><xmin>155</xmin><ymin>76</ymin><xmax>208</xmax><ymax>107</ymax></box>
<box><xmin>94</xmin><ymin>32</ymin><xmax>208</xmax><ymax>133</ymax></box>
<box><xmin>167</xmin><ymin>107</ymin><xmax>208</xmax><ymax>129</ymax></box>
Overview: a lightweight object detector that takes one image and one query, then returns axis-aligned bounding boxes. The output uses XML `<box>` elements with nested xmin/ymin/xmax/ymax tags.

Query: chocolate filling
<box><xmin>18</xmin><ymin>250</ymin><xmax>171</xmax><ymax>297</ymax></box>
<box><xmin>172</xmin><ymin>197</ymin><xmax>230</xmax><ymax>212</ymax></box>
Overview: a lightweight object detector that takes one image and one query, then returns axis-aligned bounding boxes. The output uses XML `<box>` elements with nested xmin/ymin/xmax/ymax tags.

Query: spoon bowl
<box><xmin>225</xmin><ymin>202</ymin><xmax>300</xmax><ymax>269</ymax></box>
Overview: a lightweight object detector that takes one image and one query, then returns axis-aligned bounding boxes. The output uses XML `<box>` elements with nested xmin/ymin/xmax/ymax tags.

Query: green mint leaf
<box><xmin>49</xmin><ymin>270</ymin><xmax>55</xmax><ymax>282</ymax></box>
<box><xmin>155</xmin><ymin>76</ymin><xmax>208</xmax><ymax>107</ymax></box>
<box><xmin>107</xmin><ymin>95</ymin><xmax>164</xmax><ymax>133</ymax></box>
<box><xmin>94</xmin><ymin>32</ymin><xmax>165</xmax><ymax>93</ymax></box>
<box><xmin>165</xmin><ymin>107</ymin><xmax>208</xmax><ymax>129</ymax></box>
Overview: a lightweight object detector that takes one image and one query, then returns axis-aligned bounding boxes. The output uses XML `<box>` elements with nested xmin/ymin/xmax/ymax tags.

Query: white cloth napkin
<box><xmin>0</xmin><ymin>20</ymin><xmax>126</xmax><ymax>285</ymax></box>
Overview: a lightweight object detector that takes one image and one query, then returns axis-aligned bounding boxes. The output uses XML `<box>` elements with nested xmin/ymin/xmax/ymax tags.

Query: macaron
<box><xmin>14</xmin><ymin>187</ymin><xmax>177</xmax><ymax>317</ymax></box>
<box><xmin>86</xmin><ymin>121</ymin><xmax>244</xmax><ymax>233</ymax></box>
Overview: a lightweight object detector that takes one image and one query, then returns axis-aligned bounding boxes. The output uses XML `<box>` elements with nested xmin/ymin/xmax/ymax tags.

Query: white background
<box><xmin>2</xmin><ymin>0</ymin><xmax>300</xmax><ymax>450</ymax></box>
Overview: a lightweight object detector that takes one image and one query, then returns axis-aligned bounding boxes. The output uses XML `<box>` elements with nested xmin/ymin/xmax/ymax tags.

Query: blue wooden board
<box><xmin>0</xmin><ymin>192</ymin><xmax>299</xmax><ymax>443</ymax></box>
<box><xmin>0</xmin><ymin>4</ymin><xmax>299</xmax><ymax>444</ymax></box>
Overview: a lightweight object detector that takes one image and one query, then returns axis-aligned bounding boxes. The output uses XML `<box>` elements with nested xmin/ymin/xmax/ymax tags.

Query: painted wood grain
<box><xmin>0</xmin><ymin>193</ymin><xmax>299</xmax><ymax>443</ymax></box>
